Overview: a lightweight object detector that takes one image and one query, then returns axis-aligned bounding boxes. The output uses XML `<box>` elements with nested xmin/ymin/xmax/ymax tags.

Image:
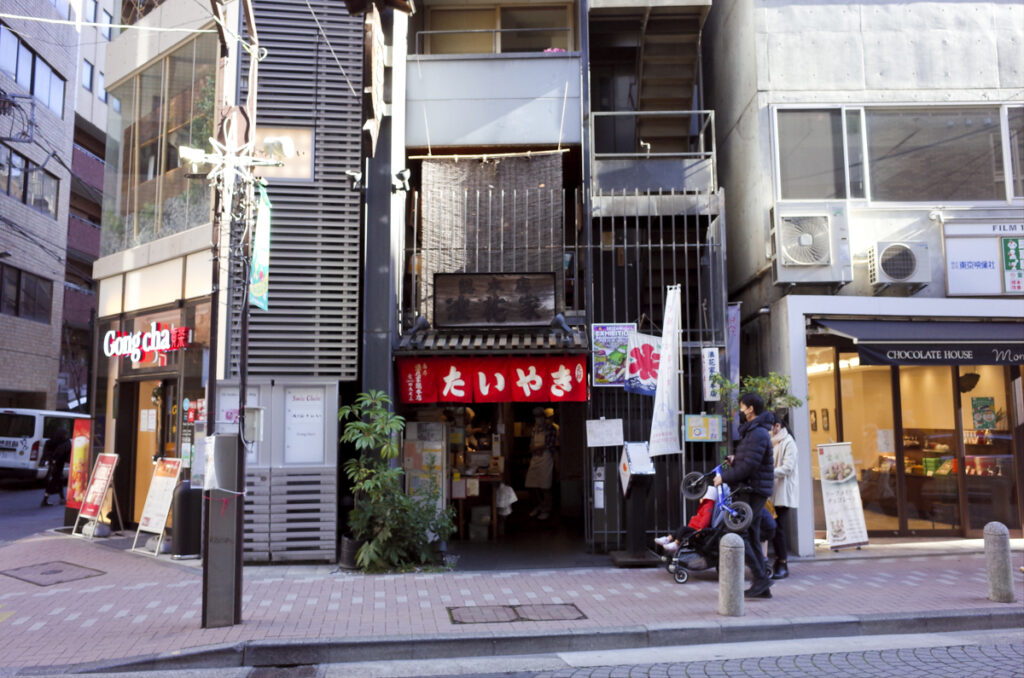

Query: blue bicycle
<box><xmin>681</xmin><ymin>463</ymin><xmax>754</xmax><ymax>533</ymax></box>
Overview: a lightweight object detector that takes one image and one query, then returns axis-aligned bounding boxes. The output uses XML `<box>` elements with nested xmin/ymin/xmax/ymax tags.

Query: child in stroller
<box><xmin>654</xmin><ymin>483</ymin><xmax>776</xmax><ymax>584</ymax></box>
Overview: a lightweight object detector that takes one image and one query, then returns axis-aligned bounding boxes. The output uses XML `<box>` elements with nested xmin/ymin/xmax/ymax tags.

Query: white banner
<box><xmin>818</xmin><ymin>442</ymin><xmax>869</xmax><ymax>550</ymax></box>
<box><xmin>624</xmin><ymin>332</ymin><xmax>660</xmax><ymax>396</ymax></box>
<box><xmin>649</xmin><ymin>286</ymin><xmax>681</xmax><ymax>456</ymax></box>
<box><xmin>701</xmin><ymin>347</ymin><xmax>721</xmax><ymax>401</ymax></box>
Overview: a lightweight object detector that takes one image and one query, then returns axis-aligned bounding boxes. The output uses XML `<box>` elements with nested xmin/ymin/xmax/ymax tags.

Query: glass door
<box><xmin>133</xmin><ymin>379</ymin><xmax>162</xmax><ymax>522</ymax></box>
<box><xmin>957</xmin><ymin>366</ymin><xmax>1020</xmax><ymax>534</ymax></box>
<box><xmin>896</xmin><ymin>366</ymin><xmax>959</xmax><ymax>534</ymax></box>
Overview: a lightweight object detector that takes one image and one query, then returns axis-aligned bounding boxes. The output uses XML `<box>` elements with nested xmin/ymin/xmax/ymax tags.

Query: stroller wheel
<box><xmin>724</xmin><ymin>501</ymin><xmax>753</xmax><ymax>532</ymax></box>
<box><xmin>674</xmin><ymin>568</ymin><xmax>689</xmax><ymax>584</ymax></box>
<box><xmin>667</xmin><ymin>560</ymin><xmax>676</xmax><ymax>573</ymax></box>
<box><xmin>765</xmin><ymin>562</ymin><xmax>774</xmax><ymax>579</ymax></box>
<box><xmin>682</xmin><ymin>471</ymin><xmax>707</xmax><ymax>500</ymax></box>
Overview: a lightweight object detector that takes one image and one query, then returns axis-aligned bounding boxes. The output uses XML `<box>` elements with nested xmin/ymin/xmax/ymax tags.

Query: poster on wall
<box><xmin>1001</xmin><ymin>237</ymin><xmax>1023</xmax><ymax>293</ymax></box>
<box><xmin>684</xmin><ymin>414</ymin><xmax>723</xmax><ymax>442</ymax></box>
<box><xmin>284</xmin><ymin>387</ymin><xmax>325</xmax><ymax>464</ymax></box>
<box><xmin>591</xmin><ymin>323</ymin><xmax>635</xmax><ymax>387</ymax></box>
<box><xmin>817</xmin><ymin>443</ymin><xmax>869</xmax><ymax>551</ymax></box>
<box><xmin>624</xmin><ymin>332</ymin><xmax>660</xmax><ymax>396</ymax></box>
<box><xmin>971</xmin><ymin>397</ymin><xmax>997</xmax><ymax>430</ymax></box>
<box><xmin>65</xmin><ymin>419</ymin><xmax>92</xmax><ymax>510</ymax></box>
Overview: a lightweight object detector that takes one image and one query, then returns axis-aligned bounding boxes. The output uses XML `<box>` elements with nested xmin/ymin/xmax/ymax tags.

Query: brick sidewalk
<box><xmin>0</xmin><ymin>531</ymin><xmax>1021</xmax><ymax>672</ymax></box>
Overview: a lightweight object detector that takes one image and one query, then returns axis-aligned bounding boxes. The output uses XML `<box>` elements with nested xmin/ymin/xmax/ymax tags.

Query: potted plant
<box><xmin>711</xmin><ymin>371</ymin><xmax>804</xmax><ymax>422</ymax></box>
<box><xmin>339</xmin><ymin>390</ymin><xmax>455</xmax><ymax>572</ymax></box>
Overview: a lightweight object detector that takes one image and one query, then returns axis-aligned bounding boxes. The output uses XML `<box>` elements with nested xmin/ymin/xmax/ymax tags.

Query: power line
<box><xmin>0</xmin><ymin>12</ymin><xmax>217</xmax><ymax>33</ymax></box>
<box><xmin>303</xmin><ymin>0</ymin><xmax>357</xmax><ymax>97</ymax></box>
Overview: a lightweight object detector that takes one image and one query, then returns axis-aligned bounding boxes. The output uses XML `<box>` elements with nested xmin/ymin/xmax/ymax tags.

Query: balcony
<box><xmin>407</xmin><ymin>29</ymin><xmax>582</xmax><ymax>148</ymax></box>
<box><xmin>72</xmin><ymin>144</ymin><xmax>105</xmax><ymax>193</ymax></box>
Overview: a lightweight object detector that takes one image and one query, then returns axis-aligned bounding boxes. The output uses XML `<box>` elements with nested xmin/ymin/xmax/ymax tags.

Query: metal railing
<box><xmin>414</xmin><ymin>27</ymin><xmax>572</xmax><ymax>56</ymax></box>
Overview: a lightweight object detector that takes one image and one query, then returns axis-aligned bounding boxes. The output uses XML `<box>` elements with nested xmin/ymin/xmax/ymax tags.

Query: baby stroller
<box><xmin>659</xmin><ymin>464</ymin><xmax>773</xmax><ymax>584</ymax></box>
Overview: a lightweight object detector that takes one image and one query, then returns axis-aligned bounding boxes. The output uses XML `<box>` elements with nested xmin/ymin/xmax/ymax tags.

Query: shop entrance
<box><xmin>809</xmin><ymin>347</ymin><xmax>1022</xmax><ymax>538</ymax></box>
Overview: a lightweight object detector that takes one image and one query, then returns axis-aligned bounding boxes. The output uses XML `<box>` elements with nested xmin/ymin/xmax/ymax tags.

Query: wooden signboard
<box><xmin>433</xmin><ymin>272</ymin><xmax>556</xmax><ymax>328</ymax></box>
<box><xmin>72</xmin><ymin>453</ymin><xmax>122</xmax><ymax>539</ymax></box>
<box><xmin>132</xmin><ymin>458</ymin><xmax>183</xmax><ymax>556</ymax></box>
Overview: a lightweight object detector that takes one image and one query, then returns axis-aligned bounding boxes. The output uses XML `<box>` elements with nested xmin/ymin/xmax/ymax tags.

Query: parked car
<box><xmin>0</xmin><ymin>409</ymin><xmax>90</xmax><ymax>481</ymax></box>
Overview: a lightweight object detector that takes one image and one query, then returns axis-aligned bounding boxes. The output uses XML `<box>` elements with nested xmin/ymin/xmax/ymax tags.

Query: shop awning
<box><xmin>814</xmin><ymin>319</ymin><xmax>1024</xmax><ymax>365</ymax></box>
<box><xmin>396</xmin><ymin>328</ymin><xmax>589</xmax><ymax>355</ymax></box>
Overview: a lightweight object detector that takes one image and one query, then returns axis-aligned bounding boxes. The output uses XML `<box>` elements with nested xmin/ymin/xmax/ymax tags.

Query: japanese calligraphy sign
<box><xmin>1002</xmin><ymin>237</ymin><xmax>1024</xmax><ymax>293</ymax></box>
<box><xmin>433</xmin><ymin>273</ymin><xmax>556</xmax><ymax>328</ymax></box>
<box><xmin>818</xmin><ymin>443</ymin><xmax>868</xmax><ymax>550</ymax></box>
<box><xmin>624</xmin><ymin>332</ymin><xmax>660</xmax><ymax>396</ymax></box>
<box><xmin>397</xmin><ymin>356</ymin><xmax>587</xmax><ymax>403</ymax></box>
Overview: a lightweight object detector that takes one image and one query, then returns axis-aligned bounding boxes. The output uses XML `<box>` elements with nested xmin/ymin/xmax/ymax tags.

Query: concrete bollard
<box><xmin>984</xmin><ymin>521</ymin><xmax>1015</xmax><ymax>603</ymax></box>
<box><xmin>718</xmin><ymin>532</ymin><xmax>745</xmax><ymax>617</ymax></box>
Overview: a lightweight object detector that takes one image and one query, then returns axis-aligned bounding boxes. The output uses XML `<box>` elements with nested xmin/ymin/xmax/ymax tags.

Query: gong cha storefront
<box><xmin>94</xmin><ymin>300</ymin><xmax>211</xmax><ymax>529</ymax></box>
<box><xmin>395</xmin><ymin>349</ymin><xmax>589</xmax><ymax>541</ymax></box>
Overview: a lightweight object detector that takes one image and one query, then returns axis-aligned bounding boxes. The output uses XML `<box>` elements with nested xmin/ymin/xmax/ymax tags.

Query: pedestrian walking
<box><xmin>715</xmin><ymin>393</ymin><xmax>775</xmax><ymax>598</ymax></box>
<box><xmin>770</xmin><ymin>414</ymin><xmax>798</xmax><ymax>579</ymax></box>
<box><xmin>40</xmin><ymin>427</ymin><xmax>71</xmax><ymax>506</ymax></box>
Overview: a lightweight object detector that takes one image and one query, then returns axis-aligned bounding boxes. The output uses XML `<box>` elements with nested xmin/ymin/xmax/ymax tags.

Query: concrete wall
<box><xmin>0</xmin><ymin>0</ymin><xmax>77</xmax><ymax>408</ymax></box>
<box><xmin>70</xmin><ymin>0</ymin><xmax>114</xmax><ymax>133</ymax></box>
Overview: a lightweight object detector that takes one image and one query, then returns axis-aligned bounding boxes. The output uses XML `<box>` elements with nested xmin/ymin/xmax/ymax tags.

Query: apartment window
<box><xmin>85</xmin><ymin>0</ymin><xmax>97</xmax><ymax>23</ymax></box>
<box><xmin>0</xmin><ymin>24</ymin><xmax>66</xmax><ymax>117</ymax></box>
<box><xmin>97</xmin><ymin>71</ymin><xmax>107</xmax><ymax>102</ymax></box>
<box><xmin>424</xmin><ymin>5</ymin><xmax>572</xmax><ymax>55</ymax></box>
<box><xmin>777</xmin><ymin>105</ymin><xmax>1021</xmax><ymax>203</ymax></box>
<box><xmin>82</xmin><ymin>59</ymin><xmax>94</xmax><ymax>92</ymax></box>
<box><xmin>778</xmin><ymin>110</ymin><xmax>846</xmax><ymax>200</ymax></box>
<box><xmin>0</xmin><ymin>264</ymin><xmax>53</xmax><ymax>323</ymax></box>
<box><xmin>101</xmin><ymin>10</ymin><xmax>113</xmax><ymax>39</ymax></box>
<box><xmin>26</xmin><ymin>166</ymin><xmax>59</xmax><ymax>218</ymax></box>
<box><xmin>867</xmin><ymin>108</ymin><xmax>1003</xmax><ymax>202</ymax></box>
<box><xmin>1</xmin><ymin>144</ymin><xmax>59</xmax><ymax>217</ymax></box>
<box><xmin>1010</xmin><ymin>107</ymin><xmax>1024</xmax><ymax>199</ymax></box>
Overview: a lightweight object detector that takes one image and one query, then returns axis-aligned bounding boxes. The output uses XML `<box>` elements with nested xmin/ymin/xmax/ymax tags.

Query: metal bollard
<box><xmin>718</xmin><ymin>532</ymin><xmax>745</xmax><ymax>617</ymax></box>
<box><xmin>984</xmin><ymin>521</ymin><xmax>1015</xmax><ymax>603</ymax></box>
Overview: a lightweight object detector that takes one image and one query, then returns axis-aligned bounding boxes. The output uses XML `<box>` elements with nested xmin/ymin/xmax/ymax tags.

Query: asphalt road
<box><xmin>0</xmin><ymin>478</ymin><xmax>68</xmax><ymax>547</ymax></box>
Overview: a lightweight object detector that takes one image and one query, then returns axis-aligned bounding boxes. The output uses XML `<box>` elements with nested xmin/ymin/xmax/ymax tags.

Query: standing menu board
<box><xmin>284</xmin><ymin>387</ymin><xmax>325</xmax><ymax>464</ymax></box>
<box><xmin>818</xmin><ymin>442</ymin><xmax>869</xmax><ymax>550</ymax></box>
<box><xmin>133</xmin><ymin>458</ymin><xmax>183</xmax><ymax>555</ymax></box>
<box><xmin>72</xmin><ymin>453</ymin><xmax>122</xmax><ymax>539</ymax></box>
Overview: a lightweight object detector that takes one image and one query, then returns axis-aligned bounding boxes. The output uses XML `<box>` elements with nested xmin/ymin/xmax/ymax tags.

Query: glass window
<box><xmin>85</xmin><ymin>0</ymin><xmax>97</xmax><ymax>23</ymax></box>
<box><xmin>867</xmin><ymin>108</ymin><xmax>1003</xmax><ymax>202</ymax></box>
<box><xmin>8</xmin><ymin>151</ymin><xmax>26</xmax><ymax>201</ymax></box>
<box><xmin>0</xmin><ymin>412</ymin><xmax>34</xmax><ymax>436</ymax></box>
<box><xmin>1</xmin><ymin>265</ymin><xmax>18</xmax><ymax>316</ymax></box>
<box><xmin>82</xmin><ymin>59</ymin><xmax>93</xmax><ymax>92</ymax></box>
<box><xmin>0</xmin><ymin>26</ymin><xmax>17</xmax><ymax>77</ymax></box>
<box><xmin>27</xmin><ymin>170</ymin><xmax>58</xmax><ymax>218</ymax></box>
<box><xmin>778</xmin><ymin>110</ymin><xmax>846</xmax><ymax>199</ymax></box>
<box><xmin>427</xmin><ymin>9</ymin><xmax>496</xmax><ymax>54</ymax></box>
<box><xmin>845</xmin><ymin>109</ymin><xmax>866</xmax><ymax>199</ymax></box>
<box><xmin>1010</xmin><ymin>107</ymin><xmax>1024</xmax><ymax>199</ymax></box>
<box><xmin>101</xmin><ymin>10</ymin><xmax>113</xmax><ymax>39</ymax></box>
<box><xmin>32</xmin><ymin>58</ymin><xmax>51</xmax><ymax>102</ymax></box>
<box><xmin>19</xmin><ymin>272</ymin><xmax>52</xmax><ymax>323</ymax></box>
<box><xmin>0</xmin><ymin>144</ymin><xmax>9</xmax><ymax>194</ymax></box>
<box><xmin>499</xmin><ymin>7</ymin><xmax>569</xmax><ymax>53</ymax></box>
<box><xmin>16</xmin><ymin>43</ymin><xmax>32</xmax><ymax>89</ymax></box>
<box><xmin>48</xmin><ymin>69</ymin><xmax>64</xmax><ymax>116</ymax></box>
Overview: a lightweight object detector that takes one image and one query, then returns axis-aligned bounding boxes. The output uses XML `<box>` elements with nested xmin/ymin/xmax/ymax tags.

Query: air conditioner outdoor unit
<box><xmin>771</xmin><ymin>206</ymin><xmax>853</xmax><ymax>285</ymax></box>
<box><xmin>869</xmin><ymin>241</ymin><xmax>931</xmax><ymax>285</ymax></box>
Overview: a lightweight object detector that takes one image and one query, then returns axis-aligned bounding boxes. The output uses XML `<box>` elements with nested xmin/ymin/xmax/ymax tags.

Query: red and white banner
<box><xmin>65</xmin><ymin>419</ymin><xmax>92</xmax><ymax>510</ymax></box>
<box><xmin>80</xmin><ymin>453</ymin><xmax>118</xmax><ymax>520</ymax></box>
<box><xmin>397</xmin><ymin>356</ymin><xmax>587</xmax><ymax>403</ymax></box>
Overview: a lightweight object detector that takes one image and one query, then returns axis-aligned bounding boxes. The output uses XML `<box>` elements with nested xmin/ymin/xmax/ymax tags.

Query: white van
<box><xmin>0</xmin><ymin>409</ymin><xmax>90</xmax><ymax>481</ymax></box>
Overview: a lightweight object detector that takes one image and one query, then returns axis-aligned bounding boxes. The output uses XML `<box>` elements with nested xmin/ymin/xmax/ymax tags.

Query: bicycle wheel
<box><xmin>724</xmin><ymin>501</ymin><xmax>753</xmax><ymax>532</ymax></box>
<box><xmin>681</xmin><ymin>472</ymin><xmax>707</xmax><ymax>500</ymax></box>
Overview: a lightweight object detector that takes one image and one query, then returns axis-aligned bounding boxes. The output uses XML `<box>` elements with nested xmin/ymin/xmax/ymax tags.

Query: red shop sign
<box><xmin>396</xmin><ymin>356</ymin><xmax>587</xmax><ymax>404</ymax></box>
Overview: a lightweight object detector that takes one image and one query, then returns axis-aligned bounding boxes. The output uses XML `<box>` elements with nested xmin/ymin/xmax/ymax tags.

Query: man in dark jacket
<box><xmin>41</xmin><ymin>427</ymin><xmax>71</xmax><ymax>507</ymax></box>
<box><xmin>714</xmin><ymin>392</ymin><xmax>775</xmax><ymax>598</ymax></box>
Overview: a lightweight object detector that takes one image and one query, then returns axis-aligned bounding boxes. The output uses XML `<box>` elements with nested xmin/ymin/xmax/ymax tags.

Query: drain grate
<box><xmin>1</xmin><ymin>561</ymin><xmax>105</xmax><ymax>587</ymax></box>
<box><xmin>449</xmin><ymin>603</ymin><xmax>586</xmax><ymax>624</ymax></box>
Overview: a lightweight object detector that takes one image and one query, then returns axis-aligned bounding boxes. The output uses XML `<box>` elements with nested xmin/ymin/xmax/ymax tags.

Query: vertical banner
<box><xmin>591</xmin><ymin>323</ymin><xmax>635</xmax><ymax>387</ymax></box>
<box><xmin>624</xmin><ymin>332</ymin><xmax>660</xmax><ymax>396</ymax></box>
<box><xmin>701</xmin><ymin>347</ymin><xmax>722</xmax><ymax>401</ymax></box>
<box><xmin>65</xmin><ymin>419</ymin><xmax>92</xmax><ymax>510</ymax></box>
<box><xmin>248</xmin><ymin>184</ymin><xmax>272</xmax><ymax>310</ymax></box>
<box><xmin>818</xmin><ymin>442</ymin><xmax>869</xmax><ymax>550</ymax></box>
<box><xmin>727</xmin><ymin>303</ymin><xmax>741</xmax><ymax>439</ymax></box>
<box><xmin>649</xmin><ymin>286</ymin><xmax>681</xmax><ymax>456</ymax></box>
<box><xmin>79</xmin><ymin>454</ymin><xmax>118</xmax><ymax>520</ymax></box>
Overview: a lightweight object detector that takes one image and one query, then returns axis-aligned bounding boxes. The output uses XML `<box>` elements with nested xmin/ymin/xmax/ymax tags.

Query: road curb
<box><xmin>33</xmin><ymin>605</ymin><xmax>1020</xmax><ymax>674</ymax></box>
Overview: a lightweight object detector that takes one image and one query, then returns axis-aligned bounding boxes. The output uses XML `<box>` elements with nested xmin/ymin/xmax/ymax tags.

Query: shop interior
<box><xmin>807</xmin><ymin>346</ymin><xmax>1021</xmax><ymax>537</ymax></box>
<box><xmin>400</xmin><ymin>401</ymin><xmax>607</xmax><ymax>569</ymax></box>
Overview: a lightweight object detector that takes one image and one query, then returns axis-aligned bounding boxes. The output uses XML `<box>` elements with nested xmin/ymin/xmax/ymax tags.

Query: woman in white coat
<box><xmin>770</xmin><ymin>415</ymin><xmax>798</xmax><ymax>579</ymax></box>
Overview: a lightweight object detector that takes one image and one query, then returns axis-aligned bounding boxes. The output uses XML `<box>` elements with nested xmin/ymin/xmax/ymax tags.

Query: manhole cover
<box><xmin>1</xmin><ymin>561</ymin><xmax>105</xmax><ymax>587</ymax></box>
<box><xmin>449</xmin><ymin>603</ymin><xmax>586</xmax><ymax>624</ymax></box>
